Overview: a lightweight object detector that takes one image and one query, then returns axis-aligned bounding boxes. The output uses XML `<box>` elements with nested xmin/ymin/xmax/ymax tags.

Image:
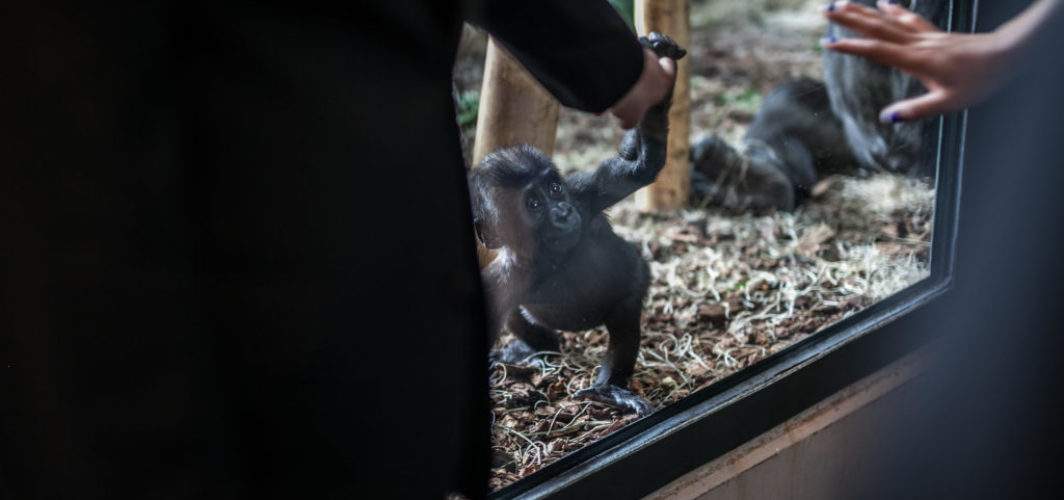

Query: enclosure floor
<box><xmin>487</xmin><ymin>172</ymin><xmax>933</xmax><ymax>489</ymax></box>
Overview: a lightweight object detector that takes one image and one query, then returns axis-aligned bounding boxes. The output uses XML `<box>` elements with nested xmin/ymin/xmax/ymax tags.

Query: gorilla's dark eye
<box><xmin>527</xmin><ymin>196</ymin><xmax>542</xmax><ymax>211</ymax></box>
<box><xmin>549</xmin><ymin>182</ymin><xmax>562</xmax><ymax>194</ymax></box>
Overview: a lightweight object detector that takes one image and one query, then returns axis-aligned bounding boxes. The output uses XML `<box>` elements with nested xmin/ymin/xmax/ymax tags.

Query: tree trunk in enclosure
<box><xmin>635</xmin><ymin>0</ymin><xmax>691</xmax><ymax>212</ymax></box>
<box><xmin>472</xmin><ymin>39</ymin><xmax>560</xmax><ymax>164</ymax></box>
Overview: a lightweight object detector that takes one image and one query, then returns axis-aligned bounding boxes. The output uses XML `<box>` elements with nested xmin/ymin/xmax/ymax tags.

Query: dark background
<box><xmin>859</xmin><ymin>1</ymin><xmax>1064</xmax><ymax>498</ymax></box>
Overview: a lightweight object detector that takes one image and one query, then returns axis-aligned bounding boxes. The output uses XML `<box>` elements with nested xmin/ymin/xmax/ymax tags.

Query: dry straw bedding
<box><xmin>488</xmin><ymin>173</ymin><xmax>934</xmax><ymax>490</ymax></box>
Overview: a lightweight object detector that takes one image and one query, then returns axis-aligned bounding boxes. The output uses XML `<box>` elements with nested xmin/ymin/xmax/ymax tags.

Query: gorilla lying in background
<box><xmin>691</xmin><ymin>0</ymin><xmax>945</xmax><ymax>212</ymax></box>
<box><xmin>690</xmin><ymin>78</ymin><xmax>857</xmax><ymax>211</ymax></box>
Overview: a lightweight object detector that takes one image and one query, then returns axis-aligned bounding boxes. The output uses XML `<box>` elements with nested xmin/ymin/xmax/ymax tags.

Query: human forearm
<box><xmin>994</xmin><ymin>0</ymin><xmax>1062</xmax><ymax>61</ymax></box>
<box><xmin>820</xmin><ymin>0</ymin><xmax>1062</xmax><ymax>121</ymax></box>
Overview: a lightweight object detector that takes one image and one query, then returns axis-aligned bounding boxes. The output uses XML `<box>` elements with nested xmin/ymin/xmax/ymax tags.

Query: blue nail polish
<box><xmin>880</xmin><ymin>111</ymin><xmax>902</xmax><ymax>123</ymax></box>
<box><xmin>826</xmin><ymin>2</ymin><xmax>836</xmax><ymax>12</ymax></box>
<box><xmin>824</xmin><ymin>36</ymin><xmax>837</xmax><ymax>43</ymax></box>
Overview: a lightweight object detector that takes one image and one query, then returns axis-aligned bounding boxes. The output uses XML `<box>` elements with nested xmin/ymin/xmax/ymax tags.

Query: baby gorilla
<box><xmin>469</xmin><ymin>33</ymin><xmax>686</xmax><ymax>416</ymax></box>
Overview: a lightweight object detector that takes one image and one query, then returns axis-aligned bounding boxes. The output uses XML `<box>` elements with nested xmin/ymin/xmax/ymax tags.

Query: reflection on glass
<box><xmin>452</xmin><ymin>0</ymin><xmax>940</xmax><ymax>491</ymax></box>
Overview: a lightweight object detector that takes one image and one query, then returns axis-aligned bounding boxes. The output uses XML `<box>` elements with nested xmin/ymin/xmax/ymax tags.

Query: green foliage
<box><xmin>715</xmin><ymin>88</ymin><xmax>763</xmax><ymax>111</ymax></box>
<box><xmin>609</xmin><ymin>0</ymin><xmax>635</xmax><ymax>29</ymax></box>
<box><xmin>455</xmin><ymin>90</ymin><xmax>480</xmax><ymax>129</ymax></box>
<box><xmin>811</xmin><ymin>35</ymin><xmax>825</xmax><ymax>54</ymax></box>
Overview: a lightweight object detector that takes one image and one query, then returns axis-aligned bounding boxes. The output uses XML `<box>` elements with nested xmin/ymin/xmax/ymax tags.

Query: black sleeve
<box><xmin>472</xmin><ymin>0</ymin><xmax>645</xmax><ymax>113</ymax></box>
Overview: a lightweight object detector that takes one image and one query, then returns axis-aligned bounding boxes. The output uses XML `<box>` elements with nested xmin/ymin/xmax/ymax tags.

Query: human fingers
<box><xmin>823</xmin><ymin>3</ymin><xmax>915</xmax><ymax>43</ymax></box>
<box><xmin>609</xmin><ymin>105</ymin><xmax>639</xmax><ymax>129</ymax></box>
<box><xmin>611</xmin><ymin>100</ymin><xmax>641</xmax><ymax>129</ymax></box>
<box><xmin>823</xmin><ymin>1</ymin><xmax>914</xmax><ymax>42</ymax></box>
<box><xmin>876</xmin><ymin>1</ymin><xmax>940</xmax><ymax>32</ymax></box>
<box><xmin>825</xmin><ymin>0</ymin><xmax>882</xmax><ymax>18</ymax></box>
<box><xmin>658</xmin><ymin>56</ymin><xmax>676</xmax><ymax>81</ymax></box>
<box><xmin>878</xmin><ymin>89</ymin><xmax>956</xmax><ymax>122</ymax></box>
<box><xmin>820</xmin><ymin>36</ymin><xmax>932</xmax><ymax>77</ymax></box>
<box><xmin>609</xmin><ymin>49</ymin><xmax>667</xmax><ymax>129</ymax></box>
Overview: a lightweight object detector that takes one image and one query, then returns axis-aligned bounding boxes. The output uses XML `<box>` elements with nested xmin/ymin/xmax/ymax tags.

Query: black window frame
<box><xmin>489</xmin><ymin>1</ymin><xmax>976</xmax><ymax>498</ymax></box>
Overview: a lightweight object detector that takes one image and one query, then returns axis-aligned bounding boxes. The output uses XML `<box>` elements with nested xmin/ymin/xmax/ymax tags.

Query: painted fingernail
<box><xmin>880</xmin><ymin>111</ymin><xmax>902</xmax><ymax>123</ymax></box>
<box><xmin>823</xmin><ymin>2</ymin><xmax>836</xmax><ymax>12</ymax></box>
<box><xmin>821</xmin><ymin>36</ymin><xmax>838</xmax><ymax>45</ymax></box>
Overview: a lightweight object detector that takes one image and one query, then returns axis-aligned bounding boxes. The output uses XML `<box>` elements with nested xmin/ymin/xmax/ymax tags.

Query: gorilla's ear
<box><xmin>473</xmin><ymin>218</ymin><xmax>504</xmax><ymax>249</ymax></box>
<box><xmin>469</xmin><ymin>174</ymin><xmax>505</xmax><ymax>249</ymax></box>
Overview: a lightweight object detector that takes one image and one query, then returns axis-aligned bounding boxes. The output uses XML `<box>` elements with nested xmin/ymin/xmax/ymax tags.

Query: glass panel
<box><xmin>453</xmin><ymin>0</ymin><xmax>943</xmax><ymax>491</ymax></box>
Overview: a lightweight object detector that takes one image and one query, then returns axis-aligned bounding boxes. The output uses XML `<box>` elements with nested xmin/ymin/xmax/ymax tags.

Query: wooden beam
<box><xmin>635</xmin><ymin>0</ymin><xmax>691</xmax><ymax>211</ymax></box>
<box><xmin>472</xmin><ymin>38</ymin><xmax>561</xmax><ymax>267</ymax></box>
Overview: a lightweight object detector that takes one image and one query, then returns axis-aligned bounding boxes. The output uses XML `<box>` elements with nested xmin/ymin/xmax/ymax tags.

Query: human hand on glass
<box><xmin>821</xmin><ymin>0</ymin><xmax>1059</xmax><ymax>122</ymax></box>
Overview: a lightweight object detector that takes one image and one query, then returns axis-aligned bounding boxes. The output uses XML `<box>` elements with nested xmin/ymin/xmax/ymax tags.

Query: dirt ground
<box><xmin>452</xmin><ymin>0</ymin><xmax>935</xmax><ymax>491</ymax></box>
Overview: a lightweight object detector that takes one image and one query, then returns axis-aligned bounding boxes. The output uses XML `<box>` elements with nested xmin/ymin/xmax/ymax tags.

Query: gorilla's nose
<box><xmin>551</xmin><ymin>203</ymin><xmax>574</xmax><ymax>224</ymax></box>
